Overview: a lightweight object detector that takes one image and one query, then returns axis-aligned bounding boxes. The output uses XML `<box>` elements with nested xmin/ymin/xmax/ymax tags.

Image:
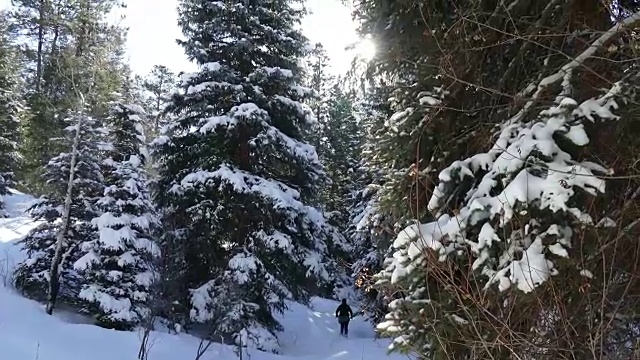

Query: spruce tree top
<box><xmin>178</xmin><ymin>0</ymin><xmax>307</xmax><ymax>73</ymax></box>
<box><xmin>166</xmin><ymin>0</ymin><xmax>324</xmax><ymax>198</ymax></box>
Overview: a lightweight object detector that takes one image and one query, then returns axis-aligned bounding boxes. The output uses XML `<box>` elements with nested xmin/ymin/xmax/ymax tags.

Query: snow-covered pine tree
<box><xmin>134</xmin><ymin>65</ymin><xmax>177</xmax><ymax>139</ymax></box>
<box><xmin>347</xmin><ymin>80</ymin><xmax>394</xmax><ymax>323</ymax></box>
<box><xmin>377</xmin><ymin>78</ymin><xmax>638</xmax><ymax>360</ymax></box>
<box><xmin>74</xmin><ymin>102</ymin><xmax>160</xmax><ymax>330</ymax></box>
<box><xmin>153</xmin><ymin>0</ymin><xmax>340</xmax><ymax>351</ymax></box>
<box><xmin>14</xmin><ymin>110</ymin><xmax>108</xmax><ymax>307</ymax></box>
<box><xmin>367</xmin><ymin>1</ymin><xmax>640</xmax><ymax>358</ymax></box>
<box><xmin>302</xmin><ymin>42</ymin><xmax>332</xmax><ymax>166</ymax></box>
<box><xmin>302</xmin><ymin>46</ymin><xmax>363</xmax><ymax>227</ymax></box>
<box><xmin>322</xmin><ymin>83</ymin><xmax>362</xmax><ymax>226</ymax></box>
<box><xmin>347</xmin><ymin>160</ymin><xmax>389</xmax><ymax>322</ymax></box>
<box><xmin>299</xmin><ymin>46</ymin><xmax>357</xmax><ymax>301</ymax></box>
<box><xmin>11</xmin><ymin>0</ymin><xmax>129</xmax><ymax>194</ymax></box>
<box><xmin>307</xmin><ymin>81</ymin><xmax>365</xmax><ymax>301</ymax></box>
<box><xmin>0</xmin><ymin>13</ymin><xmax>22</xmax><ymax>215</ymax></box>
<box><xmin>344</xmin><ymin>2</ymin><xmax>449</xmax><ymax>325</ymax></box>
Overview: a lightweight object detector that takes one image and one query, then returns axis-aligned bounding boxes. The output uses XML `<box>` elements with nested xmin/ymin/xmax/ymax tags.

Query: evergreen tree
<box><xmin>299</xmin><ymin>46</ymin><xmax>357</xmax><ymax>300</ymax></box>
<box><xmin>349</xmin><ymin>0</ymin><xmax>640</xmax><ymax>358</ymax></box>
<box><xmin>14</xmin><ymin>109</ymin><xmax>108</xmax><ymax>307</ymax></box>
<box><xmin>301</xmin><ymin>46</ymin><xmax>363</xmax><ymax>222</ymax></box>
<box><xmin>130</xmin><ymin>65</ymin><xmax>177</xmax><ymax>142</ymax></box>
<box><xmin>10</xmin><ymin>0</ymin><xmax>129</xmax><ymax>193</ymax></box>
<box><xmin>321</xmin><ymin>83</ymin><xmax>362</xmax><ymax>225</ymax></box>
<box><xmin>140</xmin><ymin>65</ymin><xmax>176</xmax><ymax>137</ymax></box>
<box><xmin>310</xmin><ymin>81</ymin><xmax>364</xmax><ymax>300</ymax></box>
<box><xmin>347</xmin><ymin>79</ymin><xmax>394</xmax><ymax>323</ymax></box>
<box><xmin>154</xmin><ymin>0</ymin><xmax>340</xmax><ymax>351</ymax></box>
<box><xmin>0</xmin><ymin>11</ymin><xmax>22</xmax><ymax>214</ymax></box>
<box><xmin>74</xmin><ymin>102</ymin><xmax>160</xmax><ymax>330</ymax></box>
<box><xmin>302</xmin><ymin>43</ymin><xmax>332</xmax><ymax>161</ymax></box>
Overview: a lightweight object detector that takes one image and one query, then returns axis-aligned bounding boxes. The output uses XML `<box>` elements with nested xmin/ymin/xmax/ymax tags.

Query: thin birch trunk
<box><xmin>35</xmin><ymin>0</ymin><xmax>47</xmax><ymax>94</ymax></box>
<box><xmin>45</xmin><ymin>110</ymin><xmax>84</xmax><ymax>315</ymax></box>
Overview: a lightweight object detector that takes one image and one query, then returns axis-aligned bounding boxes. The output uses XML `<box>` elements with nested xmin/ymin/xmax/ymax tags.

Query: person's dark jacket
<box><xmin>335</xmin><ymin>303</ymin><xmax>353</xmax><ymax>323</ymax></box>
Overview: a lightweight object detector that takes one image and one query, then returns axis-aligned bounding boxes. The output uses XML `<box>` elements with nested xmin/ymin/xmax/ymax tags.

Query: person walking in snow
<box><xmin>335</xmin><ymin>298</ymin><xmax>353</xmax><ymax>337</ymax></box>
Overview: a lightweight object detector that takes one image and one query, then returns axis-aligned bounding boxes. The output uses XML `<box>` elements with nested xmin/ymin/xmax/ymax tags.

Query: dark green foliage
<box><xmin>153</xmin><ymin>0</ymin><xmax>340</xmax><ymax>350</ymax></box>
<box><xmin>0</xmin><ymin>12</ymin><xmax>22</xmax><ymax>210</ymax></box>
<box><xmin>75</xmin><ymin>102</ymin><xmax>159</xmax><ymax>331</ymax></box>
<box><xmin>349</xmin><ymin>0</ymin><xmax>640</xmax><ymax>359</ymax></box>
<box><xmin>134</xmin><ymin>65</ymin><xmax>177</xmax><ymax>139</ymax></box>
<box><xmin>14</xmin><ymin>111</ymin><xmax>107</xmax><ymax>306</ymax></box>
<box><xmin>9</xmin><ymin>0</ymin><xmax>129</xmax><ymax>193</ymax></box>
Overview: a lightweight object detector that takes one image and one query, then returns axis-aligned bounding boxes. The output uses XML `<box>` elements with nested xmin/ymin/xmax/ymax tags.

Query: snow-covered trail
<box><xmin>0</xmin><ymin>189</ymin><xmax>41</xmax><ymax>287</ymax></box>
<box><xmin>279</xmin><ymin>298</ymin><xmax>393</xmax><ymax>360</ymax></box>
<box><xmin>0</xmin><ymin>285</ymin><xmax>401</xmax><ymax>360</ymax></box>
<box><xmin>0</xmin><ymin>285</ymin><xmax>400</xmax><ymax>360</ymax></box>
<box><xmin>0</xmin><ymin>189</ymin><xmax>40</xmax><ymax>244</ymax></box>
<box><xmin>0</xmin><ymin>190</ymin><xmax>403</xmax><ymax>360</ymax></box>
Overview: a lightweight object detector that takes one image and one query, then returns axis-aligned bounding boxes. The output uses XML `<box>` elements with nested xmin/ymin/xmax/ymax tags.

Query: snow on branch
<box><xmin>198</xmin><ymin>102</ymin><xmax>268</xmax><ymax>133</ymax></box>
<box><xmin>170</xmin><ymin>164</ymin><xmax>325</xmax><ymax>223</ymax></box>
<box><xmin>381</xmin><ymin>79</ymin><xmax>626</xmax><ymax>294</ymax></box>
<box><xmin>556</xmin><ymin>11</ymin><xmax>640</xmax><ymax>80</ymax></box>
<box><xmin>171</xmin><ymin>164</ymin><xmax>299</xmax><ymax>202</ymax></box>
<box><xmin>79</xmin><ymin>284</ymin><xmax>135</xmax><ymax>321</ymax></box>
<box><xmin>196</xmin><ymin>99</ymin><xmax>320</xmax><ymax>168</ymax></box>
<box><xmin>257</xmin><ymin>123</ymin><xmax>321</xmax><ymax>165</ymax></box>
<box><xmin>258</xmin><ymin>66</ymin><xmax>294</xmax><ymax>78</ymax></box>
<box><xmin>510</xmin><ymin>11</ymin><xmax>640</xmax><ymax>124</ymax></box>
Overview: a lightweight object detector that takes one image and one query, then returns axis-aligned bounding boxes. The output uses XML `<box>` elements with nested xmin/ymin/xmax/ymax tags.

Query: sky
<box><xmin>1</xmin><ymin>0</ymin><xmax>362</xmax><ymax>76</ymax></box>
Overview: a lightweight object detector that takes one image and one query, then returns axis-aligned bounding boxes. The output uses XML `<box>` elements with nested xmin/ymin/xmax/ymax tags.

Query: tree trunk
<box><xmin>45</xmin><ymin>114</ymin><xmax>83</xmax><ymax>315</ymax></box>
<box><xmin>35</xmin><ymin>0</ymin><xmax>47</xmax><ymax>94</ymax></box>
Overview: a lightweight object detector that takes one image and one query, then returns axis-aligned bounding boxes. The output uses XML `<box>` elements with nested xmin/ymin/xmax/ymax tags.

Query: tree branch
<box><xmin>507</xmin><ymin>10</ymin><xmax>640</xmax><ymax>125</ymax></box>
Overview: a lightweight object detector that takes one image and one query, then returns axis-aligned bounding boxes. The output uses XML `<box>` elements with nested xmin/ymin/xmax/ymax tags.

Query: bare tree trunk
<box><xmin>137</xmin><ymin>316</ymin><xmax>154</xmax><ymax>360</ymax></box>
<box><xmin>137</xmin><ymin>254</ymin><xmax>164</xmax><ymax>360</ymax></box>
<box><xmin>35</xmin><ymin>0</ymin><xmax>47</xmax><ymax>94</ymax></box>
<box><xmin>237</xmin><ymin>334</ymin><xmax>244</xmax><ymax>360</ymax></box>
<box><xmin>153</xmin><ymin>85</ymin><xmax>164</xmax><ymax>136</ymax></box>
<box><xmin>194</xmin><ymin>338</ymin><xmax>214</xmax><ymax>360</ymax></box>
<box><xmin>45</xmin><ymin>113</ymin><xmax>84</xmax><ymax>315</ymax></box>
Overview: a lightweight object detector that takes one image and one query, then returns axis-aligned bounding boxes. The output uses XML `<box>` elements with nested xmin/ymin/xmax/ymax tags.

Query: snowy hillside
<box><xmin>0</xmin><ymin>190</ymin><xmax>402</xmax><ymax>360</ymax></box>
<box><xmin>0</xmin><ymin>189</ymin><xmax>41</xmax><ymax>285</ymax></box>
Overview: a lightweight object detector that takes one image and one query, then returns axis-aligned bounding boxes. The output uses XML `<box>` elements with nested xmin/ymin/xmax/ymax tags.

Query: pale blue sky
<box><xmin>1</xmin><ymin>0</ymin><xmax>361</xmax><ymax>76</ymax></box>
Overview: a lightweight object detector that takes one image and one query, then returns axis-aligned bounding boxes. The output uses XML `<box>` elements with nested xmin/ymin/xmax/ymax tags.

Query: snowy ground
<box><xmin>0</xmin><ymin>189</ymin><xmax>41</xmax><ymax>288</ymax></box>
<box><xmin>0</xmin><ymin>190</ymin><xmax>405</xmax><ymax>360</ymax></box>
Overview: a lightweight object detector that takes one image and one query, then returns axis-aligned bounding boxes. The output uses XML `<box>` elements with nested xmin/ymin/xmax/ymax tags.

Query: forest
<box><xmin>0</xmin><ymin>0</ymin><xmax>639</xmax><ymax>359</ymax></box>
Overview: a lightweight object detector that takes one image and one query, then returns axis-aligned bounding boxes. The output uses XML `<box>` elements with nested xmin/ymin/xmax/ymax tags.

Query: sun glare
<box><xmin>355</xmin><ymin>37</ymin><xmax>376</xmax><ymax>61</ymax></box>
